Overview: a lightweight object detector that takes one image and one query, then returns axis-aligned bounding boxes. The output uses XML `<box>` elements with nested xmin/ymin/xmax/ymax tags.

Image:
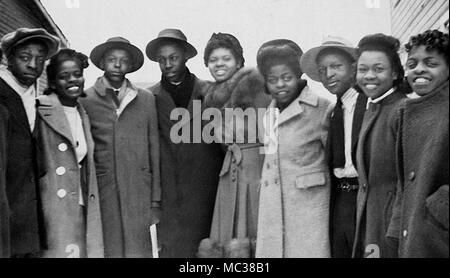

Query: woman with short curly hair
<box><xmin>386</xmin><ymin>30</ymin><xmax>449</xmax><ymax>257</ymax></box>
<box><xmin>36</xmin><ymin>48</ymin><xmax>104</xmax><ymax>258</ymax></box>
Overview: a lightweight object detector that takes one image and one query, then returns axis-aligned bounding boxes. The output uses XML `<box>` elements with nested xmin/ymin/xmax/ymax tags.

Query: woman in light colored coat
<box><xmin>36</xmin><ymin>49</ymin><xmax>103</xmax><ymax>258</ymax></box>
<box><xmin>255</xmin><ymin>41</ymin><xmax>333</xmax><ymax>258</ymax></box>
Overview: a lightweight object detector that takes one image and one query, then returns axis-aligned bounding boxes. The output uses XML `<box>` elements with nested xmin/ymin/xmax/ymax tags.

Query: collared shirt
<box><xmin>407</xmin><ymin>92</ymin><xmax>420</xmax><ymax>99</ymax></box>
<box><xmin>366</xmin><ymin>87</ymin><xmax>395</xmax><ymax>109</ymax></box>
<box><xmin>333</xmin><ymin>88</ymin><xmax>359</xmax><ymax>178</ymax></box>
<box><xmin>101</xmin><ymin>77</ymin><xmax>138</xmax><ymax>117</ymax></box>
<box><xmin>0</xmin><ymin>67</ymin><xmax>37</xmax><ymax>131</ymax></box>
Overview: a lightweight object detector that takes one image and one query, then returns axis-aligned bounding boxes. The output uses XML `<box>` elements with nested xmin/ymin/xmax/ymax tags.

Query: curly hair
<box><xmin>203</xmin><ymin>33</ymin><xmax>245</xmax><ymax>67</ymax></box>
<box><xmin>405</xmin><ymin>29</ymin><xmax>449</xmax><ymax>64</ymax></box>
<box><xmin>45</xmin><ymin>48</ymin><xmax>89</xmax><ymax>94</ymax></box>
<box><xmin>257</xmin><ymin>43</ymin><xmax>302</xmax><ymax>79</ymax></box>
<box><xmin>357</xmin><ymin>33</ymin><xmax>405</xmax><ymax>87</ymax></box>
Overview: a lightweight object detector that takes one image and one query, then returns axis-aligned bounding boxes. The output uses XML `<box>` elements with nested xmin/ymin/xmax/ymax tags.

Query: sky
<box><xmin>41</xmin><ymin>0</ymin><xmax>392</xmax><ymax>100</ymax></box>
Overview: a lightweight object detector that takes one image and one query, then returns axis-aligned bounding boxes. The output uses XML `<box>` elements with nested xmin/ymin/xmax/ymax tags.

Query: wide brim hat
<box><xmin>1</xmin><ymin>27</ymin><xmax>60</xmax><ymax>59</ymax></box>
<box><xmin>146</xmin><ymin>29</ymin><xmax>197</xmax><ymax>61</ymax></box>
<box><xmin>90</xmin><ymin>37</ymin><xmax>144</xmax><ymax>73</ymax></box>
<box><xmin>300</xmin><ymin>36</ymin><xmax>357</xmax><ymax>82</ymax></box>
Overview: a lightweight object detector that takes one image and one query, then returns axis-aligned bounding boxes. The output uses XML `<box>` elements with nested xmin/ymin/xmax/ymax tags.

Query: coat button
<box><xmin>89</xmin><ymin>194</ymin><xmax>96</xmax><ymax>201</ymax></box>
<box><xmin>232</xmin><ymin>158</ymin><xmax>236</xmax><ymax>163</ymax></box>
<box><xmin>57</xmin><ymin>189</ymin><xmax>67</xmax><ymax>198</ymax></box>
<box><xmin>58</xmin><ymin>143</ymin><xmax>68</xmax><ymax>152</ymax></box>
<box><xmin>56</xmin><ymin>166</ymin><xmax>66</xmax><ymax>176</ymax></box>
<box><xmin>264</xmin><ymin>181</ymin><xmax>269</xmax><ymax>187</ymax></box>
<box><xmin>408</xmin><ymin>171</ymin><xmax>415</xmax><ymax>181</ymax></box>
<box><xmin>266</xmin><ymin>163</ymin><xmax>270</xmax><ymax>169</ymax></box>
<box><xmin>402</xmin><ymin>230</ymin><xmax>408</xmax><ymax>237</ymax></box>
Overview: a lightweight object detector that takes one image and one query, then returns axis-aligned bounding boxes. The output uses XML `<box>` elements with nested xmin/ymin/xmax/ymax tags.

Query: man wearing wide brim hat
<box><xmin>301</xmin><ymin>36</ymin><xmax>367</xmax><ymax>258</ymax></box>
<box><xmin>145</xmin><ymin>28</ymin><xmax>224</xmax><ymax>258</ymax></box>
<box><xmin>80</xmin><ymin>37</ymin><xmax>161</xmax><ymax>258</ymax></box>
<box><xmin>90</xmin><ymin>36</ymin><xmax>144</xmax><ymax>73</ymax></box>
<box><xmin>0</xmin><ymin>27</ymin><xmax>60</xmax><ymax>257</ymax></box>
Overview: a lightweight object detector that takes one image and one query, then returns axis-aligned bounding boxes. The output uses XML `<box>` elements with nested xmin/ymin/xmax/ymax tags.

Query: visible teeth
<box><xmin>68</xmin><ymin>86</ymin><xmax>79</xmax><ymax>92</ymax></box>
<box><xmin>328</xmin><ymin>82</ymin><xmax>337</xmax><ymax>87</ymax></box>
<box><xmin>277</xmin><ymin>91</ymin><xmax>287</xmax><ymax>95</ymax></box>
<box><xmin>216</xmin><ymin>70</ymin><xmax>226</xmax><ymax>75</ymax></box>
<box><xmin>365</xmin><ymin>84</ymin><xmax>378</xmax><ymax>90</ymax></box>
<box><xmin>414</xmin><ymin>78</ymin><xmax>429</xmax><ymax>84</ymax></box>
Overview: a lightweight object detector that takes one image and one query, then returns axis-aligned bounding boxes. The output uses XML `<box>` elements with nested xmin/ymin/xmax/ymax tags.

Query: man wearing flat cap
<box><xmin>301</xmin><ymin>36</ymin><xmax>367</xmax><ymax>258</ymax></box>
<box><xmin>80</xmin><ymin>37</ymin><xmax>160</xmax><ymax>258</ymax></box>
<box><xmin>146</xmin><ymin>29</ymin><xmax>224</xmax><ymax>258</ymax></box>
<box><xmin>0</xmin><ymin>27</ymin><xmax>60</xmax><ymax>257</ymax></box>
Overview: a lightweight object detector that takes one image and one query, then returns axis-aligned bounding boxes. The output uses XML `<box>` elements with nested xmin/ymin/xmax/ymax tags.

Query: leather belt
<box><xmin>336</xmin><ymin>177</ymin><xmax>359</xmax><ymax>192</ymax></box>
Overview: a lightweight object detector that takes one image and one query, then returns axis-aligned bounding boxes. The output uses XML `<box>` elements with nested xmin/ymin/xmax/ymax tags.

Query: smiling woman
<box><xmin>35</xmin><ymin>48</ymin><xmax>104</xmax><ymax>258</ymax></box>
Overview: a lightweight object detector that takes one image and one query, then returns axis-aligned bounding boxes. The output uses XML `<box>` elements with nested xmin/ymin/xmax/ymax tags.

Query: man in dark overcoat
<box><xmin>146</xmin><ymin>29</ymin><xmax>224</xmax><ymax>258</ymax></box>
<box><xmin>0</xmin><ymin>28</ymin><xmax>60</xmax><ymax>257</ymax></box>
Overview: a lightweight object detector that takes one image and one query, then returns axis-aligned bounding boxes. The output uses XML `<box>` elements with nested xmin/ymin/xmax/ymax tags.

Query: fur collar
<box><xmin>204</xmin><ymin>67</ymin><xmax>271</xmax><ymax>109</ymax></box>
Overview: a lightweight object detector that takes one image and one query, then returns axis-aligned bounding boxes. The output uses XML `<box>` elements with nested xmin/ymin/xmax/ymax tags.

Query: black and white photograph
<box><xmin>0</xmin><ymin>0</ymin><xmax>448</xmax><ymax>269</ymax></box>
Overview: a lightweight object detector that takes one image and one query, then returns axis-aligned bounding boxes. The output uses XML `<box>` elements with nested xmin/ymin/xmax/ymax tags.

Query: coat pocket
<box><xmin>295</xmin><ymin>171</ymin><xmax>326</xmax><ymax>189</ymax></box>
<box><xmin>425</xmin><ymin>185</ymin><xmax>449</xmax><ymax>231</ymax></box>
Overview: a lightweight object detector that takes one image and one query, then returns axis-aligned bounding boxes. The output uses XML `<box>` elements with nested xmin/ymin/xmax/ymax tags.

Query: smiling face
<box><xmin>266</xmin><ymin>64</ymin><xmax>300</xmax><ymax>111</ymax></box>
<box><xmin>317</xmin><ymin>51</ymin><xmax>355</xmax><ymax>97</ymax></box>
<box><xmin>207</xmin><ymin>47</ymin><xmax>241</xmax><ymax>83</ymax></box>
<box><xmin>100</xmin><ymin>48</ymin><xmax>132</xmax><ymax>88</ymax></box>
<box><xmin>406</xmin><ymin>45</ymin><xmax>449</xmax><ymax>96</ymax></box>
<box><xmin>156</xmin><ymin>43</ymin><xmax>187</xmax><ymax>84</ymax></box>
<box><xmin>53</xmin><ymin>60</ymin><xmax>85</xmax><ymax>106</ymax></box>
<box><xmin>8</xmin><ymin>42</ymin><xmax>48</xmax><ymax>87</ymax></box>
<box><xmin>356</xmin><ymin>50</ymin><xmax>397</xmax><ymax>99</ymax></box>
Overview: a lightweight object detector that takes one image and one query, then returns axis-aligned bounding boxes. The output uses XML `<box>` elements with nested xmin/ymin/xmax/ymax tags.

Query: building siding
<box><xmin>0</xmin><ymin>0</ymin><xmax>68</xmax><ymax>93</ymax></box>
<box><xmin>391</xmin><ymin>0</ymin><xmax>449</xmax><ymax>44</ymax></box>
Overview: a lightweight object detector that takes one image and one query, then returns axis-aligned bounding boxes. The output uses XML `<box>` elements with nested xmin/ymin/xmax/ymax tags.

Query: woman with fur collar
<box><xmin>197</xmin><ymin>33</ymin><xmax>271</xmax><ymax>258</ymax></box>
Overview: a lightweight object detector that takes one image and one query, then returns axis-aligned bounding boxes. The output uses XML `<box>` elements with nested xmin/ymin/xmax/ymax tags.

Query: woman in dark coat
<box><xmin>197</xmin><ymin>33</ymin><xmax>271</xmax><ymax>258</ymax></box>
<box><xmin>352</xmin><ymin>34</ymin><xmax>407</xmax><ymax>258</ymax></box>
<box><xmin>387</xmin><ymin>30</ymin><xmax>449</xmax><ymax>257</ymax></box>
<box><xmin>36</xmin><ymin>49</ymin><xmax>104</xmax><ymax>257</ymax></box>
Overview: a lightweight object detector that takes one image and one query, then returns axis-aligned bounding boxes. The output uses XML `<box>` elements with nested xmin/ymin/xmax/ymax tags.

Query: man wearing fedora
<box><xmin>301</xmin><ymin>37</ymin><xmax>367</xmax><ymax>258</ymax></box>
<box><xmin>146</xmin><ymin>29</ymin><xmax>224</xmax><ymax>257</ymax></box>
<box><xmin>80</xmin><ymin>37</ymin><xmax>160</xmax><ymax>258</ymax></box>
<box><xmin>0</xmin><ymin>28</ymin><xmax>60</xmax><ymax>257</ymax></box>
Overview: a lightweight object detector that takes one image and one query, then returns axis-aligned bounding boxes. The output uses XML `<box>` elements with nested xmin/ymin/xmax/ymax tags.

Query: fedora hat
<box><xmin>300</xmin><ymin>36</ymin><xmax>357</xmax><ymax>82</ymax></box>
<box><xmin>90</xmin><ymin>37</ymin><xmax>144</xmax><ymax>73</ymax></box>
<box><xmin>1</xmin><ymin>27</ymin><xmax>60</xmax><ymax>59</ymax></box>
<box><xmin>146</xmin><ymin>29</ymin><xmax>197</xmax><ymax>61</ymax></box>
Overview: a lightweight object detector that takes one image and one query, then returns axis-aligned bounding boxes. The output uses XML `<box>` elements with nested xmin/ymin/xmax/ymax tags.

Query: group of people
<box><xmin>0</xmin><ymin>26</ymin><xmax>448</xmax><ymax>258</ymax></box>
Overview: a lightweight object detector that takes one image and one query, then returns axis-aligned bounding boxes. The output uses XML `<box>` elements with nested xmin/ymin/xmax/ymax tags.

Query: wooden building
<box><xmin>391</xmin><ymin>0</ymin><xmax>449</xmax><ymax>44</ymax></box>
<box><xmin>0</xmin><ymin>0</ymin><xmax>68</xmax><ymax>92</ymax></box>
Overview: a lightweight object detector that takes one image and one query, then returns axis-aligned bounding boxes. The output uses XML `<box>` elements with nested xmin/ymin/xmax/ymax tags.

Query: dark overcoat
<box><xmin>149</xmin><ymin>75</ymin><xmax>224</xmax><ymax>258</ymax></box>
<box><xmin>0</xmin><ymin>104</ymin><xmax>10</xmax><ymax>257</ymax></box>
<box><xmin>0</xmin><ymin>78</ymin><xmax>42</xmax><ymax>256</ymax></box>
<box><xmin>387</xmin><ymin>81</ymin><xmax>449</xmax><ymax>257</ymax></box>
<box><xmin>353</xmin><ymin>90</ymin><xmax>405</xmax><ymax>258</ymax></box>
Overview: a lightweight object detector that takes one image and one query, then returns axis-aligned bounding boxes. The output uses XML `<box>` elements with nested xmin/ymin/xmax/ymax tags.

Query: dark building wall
<box><xmin>0</xmin><ymin>0</ymin><xmax>68</xmax><ymax>92</ymax></box>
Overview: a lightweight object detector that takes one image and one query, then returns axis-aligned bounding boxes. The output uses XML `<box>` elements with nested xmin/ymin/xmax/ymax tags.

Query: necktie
<box><xmin>107</xmin><ymin>88</ymin><xmax>120</xmax><ymax>107</ymax></box>
<box><xmin>331</xmin><ymin>96</ymin><xmax>345</xmax><ymax>168</ymax></box>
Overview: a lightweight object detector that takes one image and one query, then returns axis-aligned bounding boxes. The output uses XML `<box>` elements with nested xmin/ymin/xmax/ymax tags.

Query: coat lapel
<box><xmin>37</xmin><ymin>94</ymin><xmax>76</xmax><ymax>147</ymax></box>
<box><xmin>277</xmin><ymin>86</ymin><xmax>318</xmax><ymax>127</ymax></box>
<box><xmin>351</xmin><ymin>93</ymin><xmax>368</xmax><ymax>164</ymax></box>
